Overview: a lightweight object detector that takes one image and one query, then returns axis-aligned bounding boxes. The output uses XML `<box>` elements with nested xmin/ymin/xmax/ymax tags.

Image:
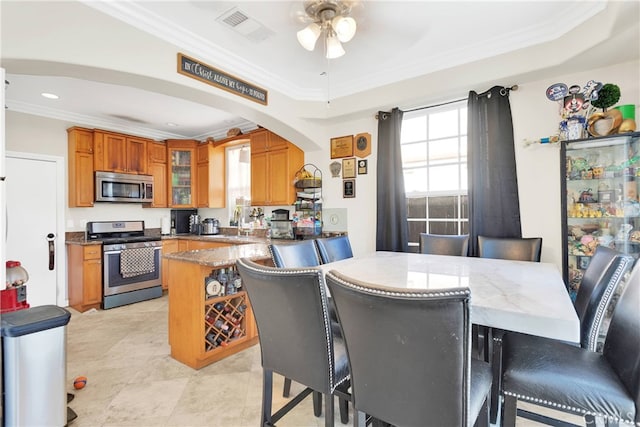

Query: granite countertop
<box><xmin>161</xmin><ymin>234</ymin><xmax>267</xmax><ymax>244</ymax></box>
<box><xmin>164</xmin><ymin>243</ymin><xmax>272</xmax><ymax>267</ymax></box>
<box><xmin>64</xmin><ymin>230</ymin><xmax>268</xmax><ymax>246</ymax></box>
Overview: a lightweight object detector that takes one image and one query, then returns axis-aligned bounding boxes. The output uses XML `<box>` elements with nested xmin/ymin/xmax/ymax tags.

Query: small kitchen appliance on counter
<box><xmin>202</xmin><ymin>218</ymin><xmax>220</xmax><ymax>235</ymax></box>
<box><xmin>189</xmin><ymin>213</ymin><xmax>202</xmax><ymax>235</ymax></box>
<box><xmin>270</xmin><ymin>209</ymin><xmax>294</xmax><ymax>239</ymax></box>
<box><xmin>86</xmin><ymin>220</ymin><xmax>162</xmax><ymax>309</ymax></box>
<box><xmin>170</xmin><ymin>208</ymin><xmax>197</xmax><ymax>235</ymax></box>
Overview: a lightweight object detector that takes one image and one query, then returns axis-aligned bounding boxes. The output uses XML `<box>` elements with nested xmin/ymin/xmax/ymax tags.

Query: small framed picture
<box><xmin>343</xmin><ymin>179</ymin><xmax>355</xmax><ymax>198</ymax></box>
<box><xmin>357</xmin><ymin>159</ymin><xmax>368</xmax><ymax>175</ymax></box>
<box><xmin>342</xmin><ymin>158</ymin><xmax>356</xmax><ymax>179</ymax></box>
<box><xmin>330</xmin><ymin>135</ymin><xmax>354</xmax><ymax>159</ymax></box>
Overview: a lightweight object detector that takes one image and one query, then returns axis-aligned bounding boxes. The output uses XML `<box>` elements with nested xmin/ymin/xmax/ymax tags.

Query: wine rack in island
<box><xmin>203</xmin><ymin>265</ymin><xmax>247</xmax><ymax>351</ymax></box>
<box><xmin>204</xmin><ymin>294</ymin><xmax>248</xmax><ymax>351</ymax></box>
<box><xmin>167</xmin><ymin>258</ymin><xmax>258</xmax><ymax>370</ymax></box>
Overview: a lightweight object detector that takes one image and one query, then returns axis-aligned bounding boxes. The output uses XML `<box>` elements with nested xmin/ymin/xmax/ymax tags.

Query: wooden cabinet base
<box><xmin>67</xmin><ymin>244</ymin><xmax>103</xmax><ymax>312</ymax></box>
<box><xmin>167</xmin><ymin>258</ymin><xmax>258</xmax><ymax>369</ymax></box>
<box><xmin>171</xmin><ymin>336</ymin><xmax>258</xmax><ymax>370</ymax></box>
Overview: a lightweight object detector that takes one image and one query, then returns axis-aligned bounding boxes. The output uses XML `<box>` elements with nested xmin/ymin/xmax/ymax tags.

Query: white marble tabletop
<box><xmin>320</xmin><ymin>251</ymin><xmax>580</xmax><ymax>343</ymax></box>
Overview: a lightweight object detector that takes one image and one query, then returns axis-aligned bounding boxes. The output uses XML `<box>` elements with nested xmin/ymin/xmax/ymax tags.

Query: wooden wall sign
<box><xmin>354</xmin><ymin>132</ymin><xmax>371</xmax><ymax>158</ymax></box>
<box><xmin>177</xmin><ymin>53</ymin><xmax>268</xmax><ymax>105</ymax></box>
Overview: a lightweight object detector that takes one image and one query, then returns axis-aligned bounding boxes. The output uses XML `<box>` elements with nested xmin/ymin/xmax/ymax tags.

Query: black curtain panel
<box><xmin>467</xmin><ymin>86</ymin><xmax>521</xmax><ymax>257</ymax></box>
<box><xmin>376</xmin><ymin>107</ymin><xmax>409</xmax><ymax>252</ymax></box>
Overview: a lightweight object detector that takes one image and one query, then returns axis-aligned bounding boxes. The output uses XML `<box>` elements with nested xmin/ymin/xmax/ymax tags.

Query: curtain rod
<box><xmin>376</xmin><ymin>84</ymin><xmax>519</xmax><ymax>118</ymax></box>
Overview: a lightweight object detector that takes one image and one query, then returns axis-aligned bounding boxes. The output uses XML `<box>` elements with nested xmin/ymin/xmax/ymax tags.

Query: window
<box><xmin>401</xmin><ymin>101</ymin><xmax>468</xmax><ymax>252</ymax></box>
<box><xmin>226</xmin><ymin>145</ymin><xmax>251</xmax><ymax>225</ymax></box>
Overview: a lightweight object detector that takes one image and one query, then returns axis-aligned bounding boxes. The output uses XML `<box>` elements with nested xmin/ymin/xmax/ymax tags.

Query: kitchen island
<box><xmin>164</xmin><ymin>242</ymin><xmax>272</xmax><ymax>369</ymax></box>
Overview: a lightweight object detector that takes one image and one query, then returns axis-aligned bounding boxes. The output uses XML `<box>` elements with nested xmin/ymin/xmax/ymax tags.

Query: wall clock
<box><xmin>354</xmin><ymin>132</ymin><xmax>371</xmax><ymax>158</ymax></box>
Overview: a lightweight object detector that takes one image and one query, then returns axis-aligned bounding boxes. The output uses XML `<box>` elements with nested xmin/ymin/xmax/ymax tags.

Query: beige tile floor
<box><xmin>65</xmin><ymin>294</ymin><xmax>584</xmax><ymax>427</ymax></box>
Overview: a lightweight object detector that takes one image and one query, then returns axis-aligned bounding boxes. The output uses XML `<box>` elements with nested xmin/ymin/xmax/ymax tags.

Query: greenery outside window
<box><xmin>401</xmin><ymin>101</ymin><xmax>468</xmax><ymax>252</ymax></box>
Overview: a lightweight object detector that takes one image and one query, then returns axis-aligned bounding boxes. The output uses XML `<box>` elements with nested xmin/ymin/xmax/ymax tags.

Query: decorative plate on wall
<box><xmin>354</xmin><ymin>132</ymin><xmax>371</xmax><ymax>158</ymax></box>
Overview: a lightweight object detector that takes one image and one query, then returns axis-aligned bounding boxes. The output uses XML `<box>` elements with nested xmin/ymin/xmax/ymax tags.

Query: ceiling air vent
<box><xmin>216</xmin><ymin>7</ymin><xmax>275</xmax><ymax>42</ymax></box>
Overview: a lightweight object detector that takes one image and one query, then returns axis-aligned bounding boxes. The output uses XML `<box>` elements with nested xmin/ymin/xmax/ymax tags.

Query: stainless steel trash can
<box><xmin>1</xmin><ymin>305</ymin><xmax>71</xmax><ymax>426</ymax></box>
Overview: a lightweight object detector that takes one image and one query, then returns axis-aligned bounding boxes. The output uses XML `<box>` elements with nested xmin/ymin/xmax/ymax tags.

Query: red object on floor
<box><xmin>0</xmin><ymin>286</ymin><xmax>30</xmax><ymax>313</ymax></box>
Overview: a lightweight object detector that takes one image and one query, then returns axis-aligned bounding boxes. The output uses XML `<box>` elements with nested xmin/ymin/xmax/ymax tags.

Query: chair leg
<box><xmin>262</xmin><ymin>370</ymin><xmax>274</xmax><ymax>427</ymax></box>
<box><xmin>339</xmin><ymin>396</ymin><xmax>349</xmax><ymax>424</ymax></box>
<box><xmin>501</xmin><ymin>394</ymin><xmax>517</xmax><ymax>427</ymax></box>
<box><xmin>473</xmin><ymin>395</ymin><xmax>489</xmax><ymax>427</ymax></box>
<box><xmin>283</xmin><ymin>377</ymin><xmax>292</xmax><ymax>397</ymax></box>
<box><xmin>325</xmin><ymin>392</ymin><xmax>335</xmax><ymax>427</ymax></box>
<box><xmin>472</xmin><ymin>324</ymin><xmax>481</xmax><ymax>358</ymax></box>
<box><xmin>490</xmin><ymin>334</ymin><xmax>503</xmax><ymax>424</ymax></box>
<box><xmin>353</xmin><ymin>410</ymin><xmax>366</xmax><ymax>427</ymax></box>
<box><xmin>313</xmin><ymin>391</ymin><xmax>323</xmax><ymax>417</ymax></box>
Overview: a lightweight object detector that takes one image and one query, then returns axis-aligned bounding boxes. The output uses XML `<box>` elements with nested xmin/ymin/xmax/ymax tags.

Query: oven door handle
<box><xmin>103</xmin><ymin>246</ymin><xmax>161</xmax><ymax>255</ymax></box>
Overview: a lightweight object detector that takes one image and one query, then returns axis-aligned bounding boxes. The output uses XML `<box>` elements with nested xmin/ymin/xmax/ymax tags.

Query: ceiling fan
<box><xmin>295</xmin><ymin>0</ymin><xmax>361</xmax><ymax>58</ymax></box>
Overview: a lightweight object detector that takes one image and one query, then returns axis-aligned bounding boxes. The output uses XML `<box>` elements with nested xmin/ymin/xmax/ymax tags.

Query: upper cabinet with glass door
<box><xmin>562</xmin><ymin>131</ymin><xmax>640</xmax><ymax>299</ymax></box>
<box><xmin>167</xmin><ymin>139</ymin><xmax>197</xmax><ymax>208</ymax></box>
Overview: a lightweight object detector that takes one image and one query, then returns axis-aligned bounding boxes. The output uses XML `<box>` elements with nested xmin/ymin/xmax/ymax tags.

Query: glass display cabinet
<box><xmin>167</xmin><ymin>140</ymin><xmax>197</xmax><ymax>208</ymax></box>
<box><xmin>561</xmin><ymin>131</ymin><xmax>640</xmax><ymax>300</ymax></box>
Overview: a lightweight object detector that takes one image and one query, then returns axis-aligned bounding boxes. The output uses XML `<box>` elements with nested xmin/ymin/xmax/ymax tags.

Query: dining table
<box><xmin>319</xmin><ymin>251</ymin><xmax>580</xmax><ymax>343</ymax></box>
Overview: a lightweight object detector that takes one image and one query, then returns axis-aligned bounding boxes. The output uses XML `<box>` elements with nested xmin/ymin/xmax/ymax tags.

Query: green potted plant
<box><xmin>591</xmin><ymin>83</ymin><xmax>620</xmax><ymax>111</ymax></box>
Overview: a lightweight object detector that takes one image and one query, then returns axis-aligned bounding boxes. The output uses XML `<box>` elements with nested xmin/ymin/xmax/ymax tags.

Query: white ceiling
<box><xmin>2</xmin><ymin>0</ymin><xmax>638</xmax><ymax>141</ymax></box>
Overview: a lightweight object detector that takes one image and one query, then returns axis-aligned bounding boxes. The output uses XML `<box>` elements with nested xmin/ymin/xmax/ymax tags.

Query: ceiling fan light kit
<box><xmin>297</xmin><ymin>0</ymin><xmax>357</xmax><ymax>58</ymax></box>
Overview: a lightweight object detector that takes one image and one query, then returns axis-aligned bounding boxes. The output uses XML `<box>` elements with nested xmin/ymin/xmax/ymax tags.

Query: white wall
<box><xmin>5</xmin><ymin>112</ymin><xmax>172</xmax><ymax>231</ymax></box>
<box><xmin>5</xmin><ymin>59</ymin><xmax>639</xmax><ymax>270</ymax></box>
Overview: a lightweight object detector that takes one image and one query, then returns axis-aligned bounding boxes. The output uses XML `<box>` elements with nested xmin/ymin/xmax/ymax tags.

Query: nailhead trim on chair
<box><xmin>327</xmin><ymin>271</ymin><xmax>470</xmax><ymax>299</ymax></box>
<box><xmin>240</xmin><ymin>262</ymin><xmax>350</xmax><ymax>393</ymax></box>
<box><xmin>587</xmin><ymin>256</ymin><xmax>633</xmax><ymax>352</ymax></box>
<box><xmin>502</xmin><ymin>390</ymin><xmax>639</xmax><ymax>425</ymax></box>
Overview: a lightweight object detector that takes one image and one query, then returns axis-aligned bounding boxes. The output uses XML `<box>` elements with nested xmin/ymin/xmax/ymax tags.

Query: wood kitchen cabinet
<box><xmin>94</xmin><ymin>130</ymin><xmax>149</xmax><ymax>174</ymax></box>
<box><xmin>167</xmin><ymin>139</ymin><xmax>198</xmax><ymax>208</ymax></box>
<box><xmin>196</xmin><ymin>141</ymin><xmax>226</xmax><ymax>208</ymax></box>
<box><xmin>67</xmin><ymin>244</ymin><xmax>102</xmax><ymax>312</ymax></box>
<box><xmin>67</xmin><ymin>127</ymin><xmax>95</xmax><ymax>207</ymax></box>
<box><xmin>145</xmin><ymin>141</ymin><xmax>168</xmax><ymax>208</ymax></box>
<box><xmin>250</xmin><ymin>130</ymin><xmax>304</xmax><ymax>206</ymax></box>
<box><xmin>161</xmin><ymin>240</ymin><xmax>178</xmax><ymax>290</ymax></box>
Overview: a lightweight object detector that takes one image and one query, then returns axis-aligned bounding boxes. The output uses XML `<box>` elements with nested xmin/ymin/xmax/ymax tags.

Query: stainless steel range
<box><xmin>86</xmin><ymin>220</ymin><xmax>162</xmax><ymax>309</ymax></box>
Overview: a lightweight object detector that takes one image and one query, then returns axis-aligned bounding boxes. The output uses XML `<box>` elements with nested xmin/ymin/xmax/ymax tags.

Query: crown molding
<box><xmin>80</xmin><ymin>0</ymin><xmax>326</xmax><ymax>102</ymax></box>
<box><xmin>8</xmin><ymin>99</ymin><xmax>256</xmax><ymax>141</ymax></box>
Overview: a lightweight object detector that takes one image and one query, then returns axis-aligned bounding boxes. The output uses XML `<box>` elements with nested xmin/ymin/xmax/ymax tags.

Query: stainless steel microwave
<box><xmin>95</xmin><ymin>171</ymin><xmax>154</xmax><ymax>203</ymax></box>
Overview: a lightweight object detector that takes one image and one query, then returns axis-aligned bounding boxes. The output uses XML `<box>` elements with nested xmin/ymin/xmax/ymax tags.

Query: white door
<box><xmin>6</xmin><ymin>152</ymin><xmax>65</xmax><ymax>307</ymax></box>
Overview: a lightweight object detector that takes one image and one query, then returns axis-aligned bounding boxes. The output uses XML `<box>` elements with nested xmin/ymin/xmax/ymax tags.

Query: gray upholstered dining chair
<box><xmin>325</xmin><ymin>270</ymin><xmax>492</xmax><ymax>427</ymax></box>
<box><xmin>419</xmin><ymin>233</ymin><xmax>469</xmax><ymax>256</ymax></box>
<box><xmin>267</xmin><ymin>240</ymin><xmax>346</xmax><ymax>422</ymax></box>
<box><xmin>268</xmin><ymin>239</ymin><xmax>322</xmax><ymax>268</ymax></box>
<box><xmin>236</xmin><ymin>258</ymin><xmax>351</xmax><ymax>427</ymax></box>
<box><xmin>500</xmin><ymin>259</ymin><xmax>640</xmax><ymax>426</ymax></box>
<box><xmin>315</xmin><ymin>235</ymin><xmax>353</xmax><ymax>264</ymax></box>
<box><xmin>489</xmin><ymin>245</ymin><xmax>634</xmax><ymax>423</ymax></box>
<box><xmin>477</xmin><ymin>235</ymin><xmax>542</xmax><ymax>262</ymax></box>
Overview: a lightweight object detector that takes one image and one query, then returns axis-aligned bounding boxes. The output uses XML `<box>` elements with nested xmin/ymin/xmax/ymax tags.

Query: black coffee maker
<box><xmin>170</xmin><ymin>209</ymin><xmax>198</xmax><ymax>235</ymax></box>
